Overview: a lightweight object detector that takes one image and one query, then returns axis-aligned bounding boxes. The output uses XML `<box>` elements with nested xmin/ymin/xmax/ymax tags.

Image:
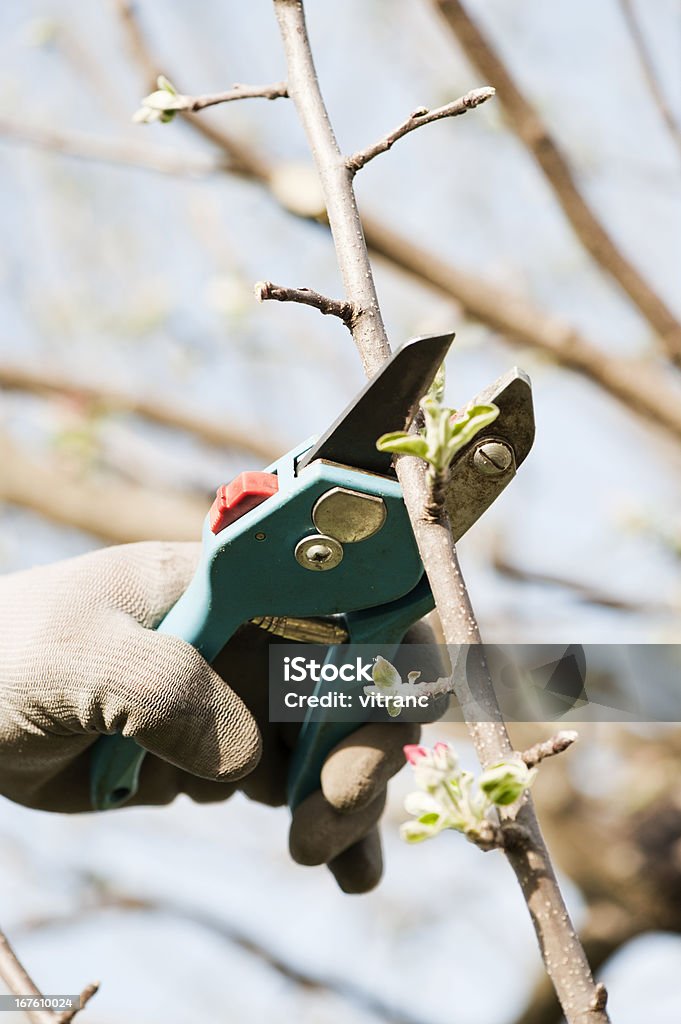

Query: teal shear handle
<box><xmin>286</xmin><ymin>575</ymin><xmax>436</xmax><ymax>809</ymax></box>
<box><xmin>89</xmin><ymin>443</ymin><xmax>424</xmax><ymax>812</ymax></box>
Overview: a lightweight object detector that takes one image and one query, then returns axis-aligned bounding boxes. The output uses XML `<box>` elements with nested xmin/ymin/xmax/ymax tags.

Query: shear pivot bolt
<box><xmin>295</xmin><ymin>534</ymin><xmax>344</xmax><ymax>571</ymax></box>
<box><xmin>472</xmin><ymin>440</ymin><xmax>514</xmax><ymax>476</ymax></box>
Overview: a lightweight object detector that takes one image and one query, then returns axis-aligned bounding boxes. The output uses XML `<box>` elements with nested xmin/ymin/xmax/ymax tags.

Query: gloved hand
<box><xmin>0</xmin><ymin>542</ymin><xmax>444</xmax><ymax>893</ymax></box>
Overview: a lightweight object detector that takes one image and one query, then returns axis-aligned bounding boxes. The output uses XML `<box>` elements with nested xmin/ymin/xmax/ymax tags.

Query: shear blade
<box><xmin>446</xmin><ymin>367</ymin><xmax>535</xmax><ymax>542</ymax></box>
<box><xmin>297</xmin><ymin>333</ymin><xmax>454</xmax><ymax>475</ymax></box>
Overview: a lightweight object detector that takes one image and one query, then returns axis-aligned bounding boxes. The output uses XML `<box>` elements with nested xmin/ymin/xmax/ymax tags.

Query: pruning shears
<box><xmin>90</xmin><ymin>333</ymin><xmax>534</xmax><ymax>812</ymax></box>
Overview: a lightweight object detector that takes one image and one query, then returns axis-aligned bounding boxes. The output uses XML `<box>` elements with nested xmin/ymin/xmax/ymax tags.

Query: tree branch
<box><xmin>0</xmin><ymin>927</ymin><xmax>97</xmax><ymax>1024</ymax></box>
<box><xmin>179</xmin><ymin>81</ymin><xmax>288</xmax><ymax>111</ymax></box>
<box><xmin>0</xmin><ymin>434</ymin><xmax>205</xmax><ymax>543</ymax></box>
<box><xmin>0</xmin><ymin>364</ymin><xmax>283</xmax><ymax>462</ymax></box>
<box><xmin>618</xmin><ymin>0</ymin><xmax>681</xmax><ymax>166</ymax></box>
<box><xmin>432</xmin><ymin>0</ymin><xmax>681</xmax><ymax>365</ymax></box>
<box><xmin>113</xmin><ymin>0</ymin><xmax>681</xmax><ymax>448</ymax></box>
<box><xmin>0</xmin><ymin>118</ymin><xmax>224</xmax><ymax>177</ymax></box>
<box><xmin>347</xmin><ymin>87</ymin><xmax>495</xmax><ymax>173</ymax></box>
<box><xmin>254</xmin><ymin>281</ymin><xmax>357</xmax><ymax>326</ymax></box>
<box><xmin>272</xmin><ymin>2</ymin><xmax>608</xmax><ymax>1020</ymax></box>
<box><xmin>521</xmin><ymin>731</ymin><xmax>579</xmax><ymax>769</ymax></box>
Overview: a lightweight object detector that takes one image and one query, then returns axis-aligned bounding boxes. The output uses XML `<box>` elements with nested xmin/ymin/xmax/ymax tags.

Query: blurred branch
<box><xmin>273</xmin><ymin>1</ymin><xmax>608</xmax><ymax>1019</ymax></box>
<box><xmin>618</xmin><ymin>0</ymin><xmax>681</xmax><ymax>166</ymax></box>
<box><xmin>0</xmin><ymin>118</ymin><xmax>224</xmax><ymax>177</ymax></box>
<box><xmin>492</xmin><ymin>545</ymin><xmax>671</xmax><ymax>614</ymax></box>
<box><xmin>17</xmin><ymin>890</ymin><xmax>431</xmax><ymax>1024</ymax></box>
<box><xmin>112</xmin><ymin>0</ymin><xmax>681</xmax><ymax>448</ymax></box>
<box><xmin>431</xmin><ymin>0</ymin><xmax>681</xmax><ymax>364</ymax></box>
<box><xmin>0</xmin><ymin>927</ymin><xmax>97</xmax><ymax>1024</ymax></box>
<box><xmin>254</xmin><ymin>281</ymin><xmax>357</xmax><ymax>325</ymax></box>
<box><xmin>346</xmin><ymin>87</ymin><xmax>495</xmax><ymax>173</ymax></box>
<box><xmin>0</xmin><ymin>434</ymin><xmax>204</xmax><ymax>542</ymax></box>
<box><xmin>0</xmin><ymin>364</ymin><xmax>283</xmax><ymax>462</ymax></box>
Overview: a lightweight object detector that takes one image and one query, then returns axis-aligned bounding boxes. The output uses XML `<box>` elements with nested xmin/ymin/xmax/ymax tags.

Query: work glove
<box><xmin>0</xmin><ymin>542</ymin><xmax>444</xmax><ymax>893</ymax></box>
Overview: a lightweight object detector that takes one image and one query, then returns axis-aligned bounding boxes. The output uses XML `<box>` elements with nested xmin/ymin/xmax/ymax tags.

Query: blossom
<box><xmin>133</xmin><ymin>76</ymin><xmax>189</xmax><ymax>124</ymax></box>
<box><xmin>400</xmin><ymin>741</ymin><xmax>536</xmax><ymax>846</ymax></box>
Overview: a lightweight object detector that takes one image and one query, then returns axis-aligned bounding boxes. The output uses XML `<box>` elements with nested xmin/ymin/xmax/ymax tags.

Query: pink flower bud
<box><xmin>403</xmin><ymin>744</ymin><xmax>428</xmax><ymax>765</ymax></box>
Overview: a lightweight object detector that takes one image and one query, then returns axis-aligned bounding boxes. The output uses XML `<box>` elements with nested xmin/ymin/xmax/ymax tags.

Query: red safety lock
<box><xmin>209</xmin><ymin>471</ymin><xmax>279</xmax><ymax>535</ymax></box>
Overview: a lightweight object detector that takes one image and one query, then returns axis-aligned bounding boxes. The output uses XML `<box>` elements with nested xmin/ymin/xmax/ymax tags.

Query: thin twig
<box><xmin>618</xmin><ymin>0</ymin><xmax>681</xmax><ymax>166</ymax></box>
<box><xmin>0</xmin><ymin>928</ymin><xmax>53</xmax><ymax>1024</ymax></box>
<box><xmin>254</xmin><ymin>281</ymin><xmax>357</xmax><ymax>326</ymax></box>
<box><xmin>114</xmin><ymin>0</ymin><xmax>681</xmax><ymax>447</ymax></box>
<box><xmin>432</xmin><ymin>0</ymin><xmax>681</xmax><ymax>364</ymax></box>
<box><xmin>272</xmin><ymin>2</ymin><xmax>609</xmax><ymax>1020</ymax></box>
<box><xmin>347</xmin><ymin>87</ymin><xmax>495</xmax><ymax>173</ymax></box>
<box><xmin>0</xmin><ymin>926</ymin><xmax>97</xmax><ymax>1024</ymax></box>
<box><xmin>181</xmin><ymin>81</ymin><xmax>288</xmax><ymax>111</ymax></box>
<box><xmin>521</xmin><ymin>730</ymin><xmax>579</xmax><ymax>769</ymax></box>
<box><xmin>54</xmin><ymin>985</ymin><xmax>99</xmax><ymax>1024</ymax></box>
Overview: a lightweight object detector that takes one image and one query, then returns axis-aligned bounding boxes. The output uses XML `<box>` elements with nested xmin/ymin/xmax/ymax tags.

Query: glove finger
<box><xmin>289</xmin><ymin>788</ymin><xmax>386</xmax><ymax>867</ymax></box>
<box><xmin>321</xmin><ymin>722</ymin><xmax>419</xmax><ymax>814</ymax></box>
<box><xmin>327</xmin><ymin>827</ymin><xmax>383</xmax><ymax>894</ymax></box>
<box><xmin>109</xmin><ymin>625</ymin><xmax>262</xmax><ymax>782</ymax></box>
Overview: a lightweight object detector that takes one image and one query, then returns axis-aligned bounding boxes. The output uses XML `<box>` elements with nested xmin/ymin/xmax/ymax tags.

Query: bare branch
<box><xmin>254</xmin><ymin>280</ymin><xmax>357</xmax><ymax>325</ymax></box>
<box><xmin>618</xmin><ymin>0</ymin><xmax>681</xmax><ymax>166</ymax></box>
<box><xmin>522</xmin><ymin>731</ymin><xmax>579</xmax><ymax>769</ymax></box>
<box><xmin>0</xmin><ymin>926</ymin><xmax>97</xmax><ymax>1024</ymax></box>
<box><xmin>273</xmin><ymin>1</ymin><xmax>389</xmax><ymax>377</ymax></box>
<box><xmin>491</xmin><ymin>544</ymin><xmax>671</xmax><ymax>614</ymax></box>
<box><xmin>398</xmin><ymin>459</ymin><xmax>609</xmax><ymax>1024</ymax></box>
<box><xmin>432</xmin><ymin>0</ymin><xmax>681</xmax><ymax>364</ymax></box>
<box><xmin>181</xmin><ymin>81</ymin><xmax>288</xmax><ymax>111</ymax></box>
<box><xmin>0</xmin><ymin>364</ymin><xmax>283</xmax><ymax>462</ymax></box>
<box><xmin>0</xmin><ymin>118</ymin><xmax>223</xmax><ymax>178</ymax></box>
<box><xmin>273</xmin><ymin>2</ymin><xmax>609</xmax><ymax>1020</ymax></box>
<box><xmin>114</xmin><ymin>0</ymin><xmax>681</xmax><ymax>447</ymax></box>
<box><xmin>55</xmin><ymin>985</ymin><xmax>100</xmax><ymax>1024</ymax></box>
<box><xmin>347</xmin><ymin>87</ymin><xmax>495</xmax><ymax>173</ymax></box>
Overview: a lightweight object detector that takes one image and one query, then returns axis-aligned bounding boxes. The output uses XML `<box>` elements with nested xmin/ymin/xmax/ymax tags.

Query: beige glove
<box><xmin>0</xmin><ymin>542</ymin><xmax>443</xmax><ymax>893</ymax></box>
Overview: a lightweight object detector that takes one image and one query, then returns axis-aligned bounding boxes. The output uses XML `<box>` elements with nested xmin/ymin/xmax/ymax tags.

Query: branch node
<box><xmin>591</xmin><ymin>983</ymin><xmax>609</xmax><ymax>1012</ymax></box>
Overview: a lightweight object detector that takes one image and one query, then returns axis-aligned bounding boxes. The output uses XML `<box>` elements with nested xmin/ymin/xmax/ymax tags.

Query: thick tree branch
<box><xmin>347</xmin><ymin>87</ymin><xmax>495</xmax><ymax>173</ymax></box>
<box><xmin>254</xmin><ymin>281</ymin><xmax>357</xmax><ymax>325</ymax></box>
<box><xmin>398</xmin><ymin>459</ymin><xmax>609</xmax><ymax>1024</ymax></box>
<box><xmin>272</xmin><ymin>3</ymin><xmax>608</xmax><ymax>1020</ymax></box>
<box><xmin>113</xmin><ymin>0</ymin><xmax>681</xmax><ymax>448</ymax></box>
<box><xmin>0</xmin><ymin>434</ymin><xmax>205</xmax><ymax>542</ymax></box>
<box><xmin>432</xmin><ymin>0</ymin><xmax>681</xmax><ymax>364</ymax></box>
<box><xmin>618</xmin><ymin>0</ymin><xmax>681</xmax><ymax>166</ymax></box>
<box><xmin>273</xmin><ymin>3</ymin><xmax>389</xmax><ymax>376</ymax></box>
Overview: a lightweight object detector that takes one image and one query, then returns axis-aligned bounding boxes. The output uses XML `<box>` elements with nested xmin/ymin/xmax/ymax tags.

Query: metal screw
<box><xmin>294</xmin><ymin>534</ymin><xmax>344</xmax><ymax>572</ymax></box>
<box><xmin>472</xmin><ymin>439</ymin><xmax>514</xmax><ymax>476</ymax></box>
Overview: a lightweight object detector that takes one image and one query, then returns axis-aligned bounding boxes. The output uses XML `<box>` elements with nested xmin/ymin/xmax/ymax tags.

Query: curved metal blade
<box><xmin>297</xmin><ymin>332</ymin><xmax>455</xmax><ymax>475</ymax></box>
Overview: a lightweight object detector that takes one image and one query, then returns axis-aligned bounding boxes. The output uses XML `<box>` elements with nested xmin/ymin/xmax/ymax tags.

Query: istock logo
<box><xmin>283</xmin><ymin>655</ymin><xmax>374</xmax><ymax>683</ymax></box>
